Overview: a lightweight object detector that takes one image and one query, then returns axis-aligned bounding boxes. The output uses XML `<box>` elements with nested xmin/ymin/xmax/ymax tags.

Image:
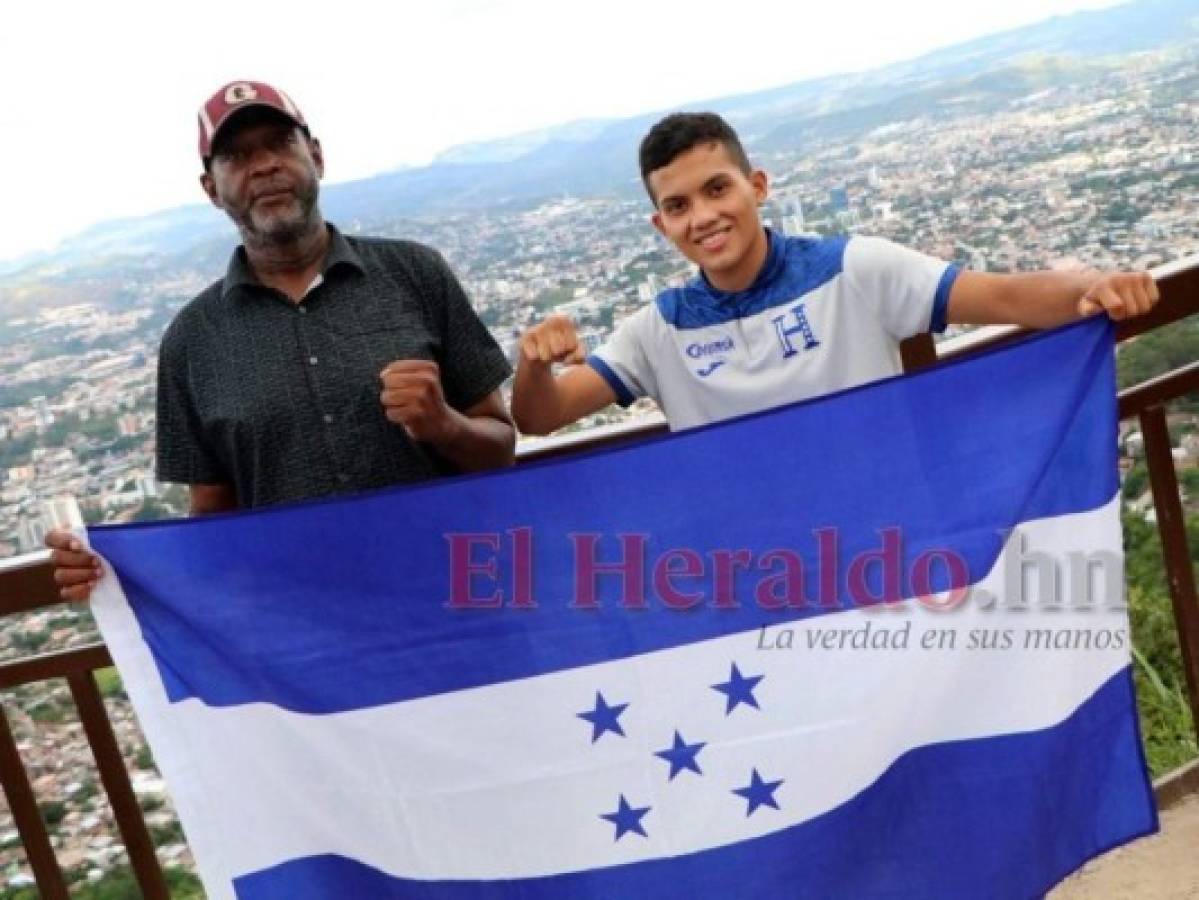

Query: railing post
<box><xmin>0</xmin><ymin>703</ymin><xmax>69</xmax><ymax>899</ymax></box>
<box><xmin>68</xmin><ymin>671</ymin><xmax>171</xmax><ymax>899</ymax></box>
<box><xmin>1139</xmin><ymin>404</ymin><xmax>1199</xmax><ymax>742</ymax></box>
<box><xmin>899</xmin><ymin>333</ymin><xmax>937</xmax><ymax>373</ymax></box>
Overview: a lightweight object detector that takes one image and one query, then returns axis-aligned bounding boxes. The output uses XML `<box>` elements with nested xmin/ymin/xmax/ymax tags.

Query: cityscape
<box><xmin>1</xmin><ymin>35</ymin><xmax>1198</xmax><ymax>897</ymax></box>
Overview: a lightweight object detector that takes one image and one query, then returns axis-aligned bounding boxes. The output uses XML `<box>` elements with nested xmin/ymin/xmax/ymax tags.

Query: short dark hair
<box><xmin>638</xmin><ymin>112</ymin><xmax>752</xmax><ymax>201</ymax></box>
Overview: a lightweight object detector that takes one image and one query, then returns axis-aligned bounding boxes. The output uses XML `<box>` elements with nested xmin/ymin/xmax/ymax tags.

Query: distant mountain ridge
<box><xmin>3</xmin><ymin>0</ymin><xmax>1196</xmax><ymax>287</ymax></box>
<box><xmin>434</xmin><ymin>120</ymin><xmax>615</xmax><ymax>165</ymax></box>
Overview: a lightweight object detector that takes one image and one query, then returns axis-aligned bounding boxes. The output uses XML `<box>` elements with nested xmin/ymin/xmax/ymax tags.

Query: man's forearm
<box><xmin>995</xmin><ymin>271</ymin><xmax>1096</xmax><ymax>328</ymax></box>
<box><xmin>431</xmin><ymin>412</ymin><xmax>516</xmax><ymax>471</ymax></box>
<box><xmin>947</xmin><ymin>269</ymin><xmax>1157</xmax><ymax>329</ymax></box>
<box><xmin>512</xmin><ymin>361</ymin><xmax>566</xmax><ymax>436</ymax></box>
<box><xmin>189</xmin><ymin>483</ymin><xmax>239</xmax><ymax>515</ymax></box>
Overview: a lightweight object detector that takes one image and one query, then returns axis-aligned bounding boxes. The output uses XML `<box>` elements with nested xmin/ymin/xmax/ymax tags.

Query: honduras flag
<box><xmin>89</xmin><ymin>320</ymin><xmax>1155</xmax><ymax>899</ymax></box>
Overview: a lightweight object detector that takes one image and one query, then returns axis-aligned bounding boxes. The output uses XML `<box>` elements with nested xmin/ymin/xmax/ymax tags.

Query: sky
<box><xmin>0</xmin><ymin>0</ymin><xmax>1126</xmax><ymax>263</ymax></box>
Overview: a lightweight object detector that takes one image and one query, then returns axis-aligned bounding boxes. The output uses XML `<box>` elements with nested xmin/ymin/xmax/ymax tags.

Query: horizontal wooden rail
<box><xmin>1119</xmin><ymin>362</ymin><xmax>1199</xmax><ymax>421</ymax></box>
<box><xmin>0</xmin><ymin>549</ymin><xmax>56</xmax><ymax>616</ymax></box>
<box><xmin>0</xmin><ymin>644</ymin><xmax>113</xmax><ymax>690</ymax></box>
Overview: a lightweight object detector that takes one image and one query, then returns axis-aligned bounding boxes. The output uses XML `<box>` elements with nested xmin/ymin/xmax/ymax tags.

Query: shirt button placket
<box><xmin>297</xmin><ymin>314</ymin><xmax>337</xmax><ymax>486</ymax></box>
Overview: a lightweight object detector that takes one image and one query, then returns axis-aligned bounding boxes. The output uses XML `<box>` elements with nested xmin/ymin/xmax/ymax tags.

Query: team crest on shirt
<box><xmin>771</xmin><ymin>302</ymin><xmax>821</xmax><ymax>358</ymax></box>
<box><xmin>685</xmin><ymin>336</ymin><xmax>735</xmax><ymax>378</ymax></box>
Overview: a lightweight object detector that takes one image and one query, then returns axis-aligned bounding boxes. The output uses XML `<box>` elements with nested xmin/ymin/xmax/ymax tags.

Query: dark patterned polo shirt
<box><xmin>156</xmin><ymin>224</ymin><xmax>512</xmax><ymax>508</ymax></box>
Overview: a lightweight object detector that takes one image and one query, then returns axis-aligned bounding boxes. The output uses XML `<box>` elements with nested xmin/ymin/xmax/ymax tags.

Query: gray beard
<box><xmin>239</xmin><ymin>183</ymin><xmax>322</xmax><ymax>250</ymax></box>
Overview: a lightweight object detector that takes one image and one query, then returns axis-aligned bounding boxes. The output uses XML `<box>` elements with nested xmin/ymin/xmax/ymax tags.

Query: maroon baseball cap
<box><xmin>197</xmin><ymin>80</ymin><xmax>307</xmax><ymax>160</ymax></box>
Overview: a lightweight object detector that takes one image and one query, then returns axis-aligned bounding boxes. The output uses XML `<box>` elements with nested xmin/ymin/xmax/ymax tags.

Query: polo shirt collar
<box><xmin>221</xmin><ymin>222</ymin><xmax>366</xmax><ymax>298</ymax></box>
<box><xmin>321</xmin><ymin>223</ymin><xmax>365</xmax><ymax>275</ymax></box>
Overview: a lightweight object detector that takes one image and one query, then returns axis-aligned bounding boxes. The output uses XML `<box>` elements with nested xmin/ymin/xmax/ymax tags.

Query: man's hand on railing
<box><xmin>45</xmin><ymin>529</ymin><xmax>102</xmax><ymax>602</ymax></box>
<box><xmin>1077</xmin><ymin>271</ymin><xmax>1161</xmax><ymax>320</ymax></box>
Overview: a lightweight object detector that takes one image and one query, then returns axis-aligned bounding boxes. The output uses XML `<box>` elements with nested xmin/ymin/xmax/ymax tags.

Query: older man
<box><xmin>48</xmin><ymin>80</ymin><xmax>514</xmax><ymax>599</ymax></box>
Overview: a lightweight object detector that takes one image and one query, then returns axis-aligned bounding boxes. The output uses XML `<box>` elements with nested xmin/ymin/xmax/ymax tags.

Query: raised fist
<box><xmin>519</xmin><ymin>315</ymin><xmax>587</xmax><ymax>367</ymax></box>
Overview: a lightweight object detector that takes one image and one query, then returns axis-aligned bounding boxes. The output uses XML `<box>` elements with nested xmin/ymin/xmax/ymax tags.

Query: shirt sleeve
<box><xmin>586</xmin><ymin>305</ymin><xmax>658</xmax><ymax>408</ymax></box>
<box><xmin>155</xmin><ymin>320</ymin><xmax>228</xmax><ymax>485</ymax></box>
<box><xmin>844</xmin><ymin>236</ymin><xmax>961</xmax><ymax>339</ymax></box>
<box><xmin>424</xmin><ymin>248</ymin><xmax>513</xmax><ymax>411</ymax></box>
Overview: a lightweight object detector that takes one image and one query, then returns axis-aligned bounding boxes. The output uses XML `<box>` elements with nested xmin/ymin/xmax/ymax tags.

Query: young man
<box><xmin>47</xmin><ymin>80</ymin><xmax>515</xmax><ymax>600</ymax></box>
<box><xmin>511</xmin><ymin>112</ymin><xmax>1159</xmax><ymax>434</ymax></box>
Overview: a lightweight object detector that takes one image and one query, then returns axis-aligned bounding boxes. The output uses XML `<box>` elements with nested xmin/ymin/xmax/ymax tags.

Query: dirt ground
<box><xmin>1051</xmin><ymin>794</ymin><xmax>1199</xmax><ymax>899</ymax></box>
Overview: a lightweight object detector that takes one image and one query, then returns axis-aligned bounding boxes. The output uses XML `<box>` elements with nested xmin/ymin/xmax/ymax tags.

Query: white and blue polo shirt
<box><xmin>587</xmin><ymin>229</ymin><xmax>959</xmax><ymax>430</ymax></box>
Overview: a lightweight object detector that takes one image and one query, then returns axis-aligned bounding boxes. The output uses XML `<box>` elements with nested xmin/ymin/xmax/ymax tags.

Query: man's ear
<box><xmin>751</xmin><ymin>168</ymin><xmax>769</xmax><ymax>204</ymax></box>
<box><xmin>199</xmin><ymin>172</ymin><xmax>221</xmax><ymax>208</ymax></box>
<box><xmin>309</xmin><ymin>136</ymin><xmax>325</xmax><ymax>178</ymax></box>
<box><xmin>650</xmin><ymin>211</ymin><xmax>666</xmax><ymax>236</ymax></box>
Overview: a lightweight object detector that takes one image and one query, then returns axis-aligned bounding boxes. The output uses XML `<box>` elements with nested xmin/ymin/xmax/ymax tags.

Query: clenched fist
<box><xmin>519</xmin><ymin>315</ymin><xmax>587</xmax><ymax>367</ymax></box>
<box><xmin>379</xmin><ymin>360</ymin><xmax>462</xmax><ymax>444</ymax></box>
<box><xmin>1077</xmin><ymin>271</ymin><xmax>1159</xmax><ymax>320</ymax></box>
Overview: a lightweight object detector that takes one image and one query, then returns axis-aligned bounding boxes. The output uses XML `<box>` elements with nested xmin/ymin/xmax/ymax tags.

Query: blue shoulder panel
<box><xmin>656</xmin><ymin>234</ymin><xmax>849</xmax><ymax>331</ymax></box>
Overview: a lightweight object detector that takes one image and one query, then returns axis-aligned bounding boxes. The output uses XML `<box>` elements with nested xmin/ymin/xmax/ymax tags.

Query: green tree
<box><xmin>1116</xmin><ymin>319</ymin><xmax>1199</xmax><ymax>414</ymax></box>
<box><xmin>1121</xmin><ymin>462</ymin><xmax>1147</xmax><ymax>501</ymax></box>
<box><xmin>1179</xmin><ymin>467</ymin><xmax>1199</xmax><ymax>499</ymax></box>
<box><xmin>131</xmin><ymin>498</ymin><xmax>179</xmax><ymax>523</ymax></box>
<box><xmin>65</xmin><ymin>866</ymin><xmax>203</xmax><ymax>900</ymax></box>
<box><xmin>94</xmin><ymin>667</ymin><xmax>125</xmax><ymax>699</ymax></box>
<box><xmin>39</xmin><ymin>799</ymin><xmax>66</xmax><ymax>826</ymax></box>
<box><xmin>135</xmin><ymin>744</ymin><xmax>155</xmax><ymax>770</ymax></box>
<box><xmin>1123</xmin><ymin>510</ymin><xmax>1199</xmax><ymax>775</ymax></box>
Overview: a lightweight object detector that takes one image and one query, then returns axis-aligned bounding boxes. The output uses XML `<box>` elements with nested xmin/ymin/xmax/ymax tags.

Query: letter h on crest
<box><xmin>771</xmin><ymin>303</ymin><xmax>820</xmax><ymax>359</ymax></box>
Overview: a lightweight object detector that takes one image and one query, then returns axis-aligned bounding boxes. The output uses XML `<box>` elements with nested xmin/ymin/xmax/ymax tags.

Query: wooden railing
<box><xmin>1</xmin><ymin>257</ymin><xmax>1196</xmax><ymax>896</ymax></box>
<box><xmin>0</xmin><ymin>551</ymin><xmax>166</xmax><ymax>899</ymax></box>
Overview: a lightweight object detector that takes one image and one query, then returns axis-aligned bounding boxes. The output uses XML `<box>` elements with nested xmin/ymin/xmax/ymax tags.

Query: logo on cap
<box><xmin>225</xmin><ymin>83</ymin><xmax>259</xmax><ymax>105</ymax></box>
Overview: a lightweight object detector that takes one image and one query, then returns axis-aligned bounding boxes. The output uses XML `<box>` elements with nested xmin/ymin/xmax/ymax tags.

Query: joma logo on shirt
<box><xmin>686</xmin><ymin>337</ymin><xmax>735</xmax><ymax>358</ymax></box>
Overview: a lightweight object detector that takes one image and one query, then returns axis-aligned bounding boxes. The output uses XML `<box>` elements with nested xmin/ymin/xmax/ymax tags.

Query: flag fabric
<box><xmin>89</xmin><ymin>319</ymin><xmax>1156</xmax><ymax>899</ymax></box>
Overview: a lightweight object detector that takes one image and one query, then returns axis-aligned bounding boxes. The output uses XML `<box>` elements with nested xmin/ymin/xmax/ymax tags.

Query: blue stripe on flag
<box><xmin>230</xmin><ymin>667</ymin><xmax>1155</xmax><ymax>899</ymax></box>
<box><xmin>90</xmin><ymin>320</ymin><xmax>1118</xmax><ymax>713</ymax></box>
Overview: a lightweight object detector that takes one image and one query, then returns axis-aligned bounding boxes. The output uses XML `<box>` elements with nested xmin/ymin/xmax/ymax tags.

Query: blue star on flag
<box><xmin>577</xmin><ymin>691</ymin><xmax>629</xmax><ymax>742</ymax></box>
<box><xmin>712</xmin><ymin>663</ymin><xmax>764</xmax><ymax>714</ymax></box>
<box><xmin>654</xmin><ymin>731</ymin><xmax>706</xmax><ymax>780</ymax></box>
<box><xmin>600</xmin><ymin>795</ymin><xmax>651</xmax><ymax>841</ymax></box>
<box><xmin>733</xmin><ymin>768</ymin><xmax>785</xmax><ymax>816</ymax></box>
